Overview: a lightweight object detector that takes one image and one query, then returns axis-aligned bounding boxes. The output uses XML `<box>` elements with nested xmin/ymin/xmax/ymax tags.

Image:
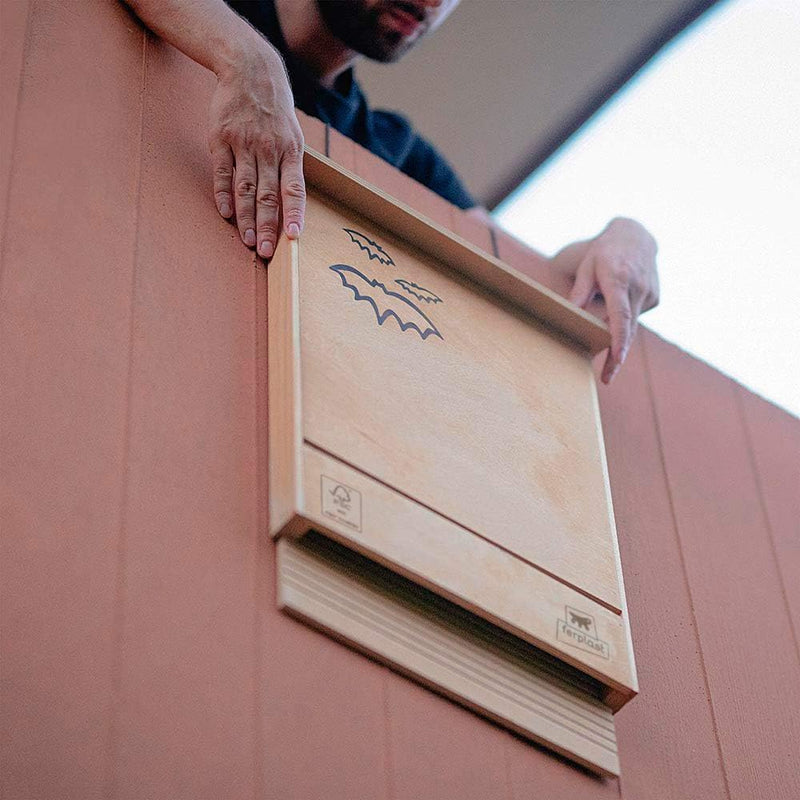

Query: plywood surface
<box><xmin>299</xmin><ymin>444</ymin><xmax>636</xmax><ymax>696</ymax></box>
<box><xmin>302</xmin><ymin>149</ymin><xmax>611</xmax><ymax>354</ymax></box>
<box><xmin>278</xmin><ymin>535</ymin><xmax>620</xmax><ymax>775</ymax></box>
<box><xmin>267</xmin><ymin>234</ymin><xmax>304</xmax><ymax>536</ymax></box>
<box><xmin>299</xmin><ymin>191</ymin><xmax>623</xmax><ymax>612</ymax></box>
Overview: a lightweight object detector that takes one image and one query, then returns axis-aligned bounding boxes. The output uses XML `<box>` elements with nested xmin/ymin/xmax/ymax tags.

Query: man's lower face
<box><xmin>316</xmin><ymin>1</ymin><xmax>447</xmax><ymax>63</ymax></box>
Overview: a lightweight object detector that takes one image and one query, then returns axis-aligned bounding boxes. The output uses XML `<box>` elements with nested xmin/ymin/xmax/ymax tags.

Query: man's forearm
<box><xmin>124</xmin><ymin>0</ymin><xmax>306</xmax><ymax>259</ymax></box>
<box><xmin>125</xmin><ymin>0</ymin><xmax>277</xmax><ymax>78</ymax></box>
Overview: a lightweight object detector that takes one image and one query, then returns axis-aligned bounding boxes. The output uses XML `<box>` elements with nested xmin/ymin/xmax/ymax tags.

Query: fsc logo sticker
<box><xmin>556</xmin><ymin>605</ymin><xmax>610</xmax><ymax>659</ymax></box>
<box><xmin>321</xmin><ymin>475</ymin><xmax>362</xmax><ymax>531</ymax></box>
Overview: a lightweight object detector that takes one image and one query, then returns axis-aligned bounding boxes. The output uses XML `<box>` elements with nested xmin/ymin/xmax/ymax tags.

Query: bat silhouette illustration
<box><xmin>329</xmin><ymin>264</ymin><xmax>442</xmax><ymax>341</ymax></box>
<box><xmin>343</xmin><ymin>228</ymin><xmax>395</xmax><ymax>265</ymax></box>
<box><xmin>395</xmin><ymin>279</ymin><xmax>443</xmax><ymax>304</ymax></box>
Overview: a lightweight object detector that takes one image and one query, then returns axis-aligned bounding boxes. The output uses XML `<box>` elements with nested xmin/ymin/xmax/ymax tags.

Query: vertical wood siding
<box><xmin>2</xmin><ymin>5</ymin><xmax>798</xmax><ymax>799</ymax></box>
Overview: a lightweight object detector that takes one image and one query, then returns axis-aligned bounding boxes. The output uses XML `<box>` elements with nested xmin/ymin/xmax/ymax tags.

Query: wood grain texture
<box><xmin>299</xmin><ymin>444</ymin><xmax>636</xmax><ymax>697</ymax></box>
<box><xmin>738</xmin><ymin>388</ymin><xmax>800</xmax><ymax>648</ymax></box>
<box><xmin>110</xmin><ymin>39</ymin><xmax>257</xmax><ymax>800</ymax></box>
<box><xmin>303</xmin><ymin>150</ymin><xmax>611</xmax><ymax>353</ymax></box>
<box><xmin>295</xmin><ymin>108</ymin><xmax>326</xmax><ymax>153</ymax></box>
<box><xmin>0</xmin><ymin>0</ymin><xmax>29</xmax><ymax>244</ymax></box>
<box><xmin>300</xmin><ymin>192</ymin><xmax>622</xmax><ymax>611</ymax></box>
<box><xmin>0</xmin><ymin>2</ymin><xmax>143</xmax><ymax>797</ymax></box>
<box><xmin>493</xmin><ymin>226</ymin><xmax>554</xmax><ymax>293</ymax></box>
<box><xmin>448</xmin><ymin>206</ymin><xmax>495</xmax><ymax>254</ymax></box>
<box><xmin>600</xmin><ymin>332</ymin><xmax>729</xmax><ymax>800</ymax></box>
<box><xmin>267</xmin><ymin>235</ymin><xmax>304</xmax><ymax>535</ymax></box>
<box><xmin>278</xmin><ymin>534</ymin><xmax>620</xmax><ymax>776</ymax></box>
<box><xmin>645</xmin><ymin>332</ymin><xmax>800</xmax><ymax>800</ymax></box>
<box><xmin>327</xmin><ymin>125</ymin><xmax>356</xmax><ymax>171</ymax></box>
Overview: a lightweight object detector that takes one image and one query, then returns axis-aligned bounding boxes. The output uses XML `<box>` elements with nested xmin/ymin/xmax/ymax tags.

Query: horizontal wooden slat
<box><xmin>278</xmin><ymin>534</ymin><xmax>620</xmax><ymax>776</ymax></box>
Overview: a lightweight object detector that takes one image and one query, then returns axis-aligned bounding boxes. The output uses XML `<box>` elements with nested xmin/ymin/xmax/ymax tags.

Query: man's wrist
<box><xmin>210</xmin><ymin>17</ymin><xmax>282</xmax><ymax>81</ymax></box>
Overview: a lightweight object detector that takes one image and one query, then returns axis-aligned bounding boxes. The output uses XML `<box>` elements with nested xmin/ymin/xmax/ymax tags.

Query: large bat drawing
<box><xmin>395</xmin><ymin>279</ymin><xmax>443</xmax><ymax>304</ymax></box>
<box><xmin>342</xmin><ymin>228</ymin><xmax>395</xmax><ymax>265</ymax></box>
<box><xmin>329</xmin><ymin>264</ymin><xmax>442</xmax><ymax>341</ymax></box>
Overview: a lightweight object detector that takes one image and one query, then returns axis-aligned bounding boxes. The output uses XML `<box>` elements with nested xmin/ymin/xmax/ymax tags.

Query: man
<box><xmin>126</xmin><ymin>0</ymin><xmax>658</xmax><ymax>383</ymax></box>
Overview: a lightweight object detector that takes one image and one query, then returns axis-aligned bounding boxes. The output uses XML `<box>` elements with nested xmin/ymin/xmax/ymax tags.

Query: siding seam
<box><xmin>381</xmin><ymin>671</ymin><xmax>396</xmax><ymax>800</ymax></box>
<box><xmin>253</xmin><ymin>251</ymin><xmax>266</xmax><ymax>800</ymax></box>
<box><xmin>734</xmin><ymin>385</ymin><xmax>800</xmax><ymax>664</ymax></box>
<box><xmin>103</xmin><ymin>28</ymin><xmax>148</xmax><ymax>800</ymax></box>
<box><xmin>640</xmin><ymin>333</ymin><xmax>733</xmax><ymax>800</ymax></box>
<box><xmin>0</xmin><ymin>0</ymin><xmax>33</xmax><ymax>293</ymax></box>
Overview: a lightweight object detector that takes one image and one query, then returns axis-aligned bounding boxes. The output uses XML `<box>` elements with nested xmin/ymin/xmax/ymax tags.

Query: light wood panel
<box><xmin>111</xmin><ymin>38</ymin><xmax>257</xmax><ymax>800</ymax></box>
<box><xmin>298</xmin><ymin>444</ymin><xmax>635</xmax><ymax>698</ymax></box>
<box><xmin>303</xmin><ymin>149</ymin><xmax>611</xmax><ymax>353</ymax></box>
<box><xmin>267</xmin><ymin>234</ymin><xmax>305</xmax><ymax>536</ymax></box>
<box><xmin>646</xmin><ymin>333</ymin><xmax>800</xmax><ymax>800</ymax></box>
<box><xmin>278</xmin><ymin>533</ymin><xmax>620</xmax><ymax>776</ymax></box>
<box><xmin>295</xmin><ymin>108</ymin><xmax>327</xmax><ymax>154</ymax></box>
<box><xmin>0</xmin><ymin>2</ymin><xmax>143</xmax><ymax>797</ymax></box>
<box><xmin>299</xmin><ymin>191</ymin><xmax>623</xmax><ymax>612</ymax></box>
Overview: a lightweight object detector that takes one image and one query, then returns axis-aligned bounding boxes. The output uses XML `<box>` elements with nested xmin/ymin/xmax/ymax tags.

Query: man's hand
<box><xmin>124</xmin><ymin>0</ymin><xmax>305</xmax><ymax>257</ymax></box>
<box><xmin>210</xmin><ymin>49</ymin><xmax>305</xmax><ymax>258</ymax></box>
<box><xmin>553</xmin><ymin>218</ymin><xmax>659</xmax><ymax>383</ymax></box>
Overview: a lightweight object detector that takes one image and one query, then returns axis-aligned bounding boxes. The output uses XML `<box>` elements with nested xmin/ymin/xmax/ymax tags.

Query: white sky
<box><xmin>494</xmin><ymin>0</ymin><xmax>800</xmax><ymax>419</ymax></box>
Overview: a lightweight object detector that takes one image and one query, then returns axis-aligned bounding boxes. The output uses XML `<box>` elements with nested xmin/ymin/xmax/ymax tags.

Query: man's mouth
<box><xmin>384</xmin><ymin>2</ymin><xmax>426</xmax><ymax>37</ymax></box>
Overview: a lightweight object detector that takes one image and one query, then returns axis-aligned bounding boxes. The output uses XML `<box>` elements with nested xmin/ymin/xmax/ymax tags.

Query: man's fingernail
<box><xmin>244</xmin><ymin>228</ymin><xmax>256</xmax><ymax>247</ymax></box>
<box><xmin>620</xmin><ymin>346</ymin><xmax>629</xmax><ymax>364</ymax></box>
<box><xmin>219</xmin><ymin>202</ymin><xmax>231</xmax><ymax>218</ymax></box>
<box><xmin>259</xmin><ymin>241</ymin><xmax>274</xmax><ymax>259</ymax></box>
<box><xmin>287</xmin><ymin>223</ymin><xmax>300</xmax><ymax>238</ymax></box>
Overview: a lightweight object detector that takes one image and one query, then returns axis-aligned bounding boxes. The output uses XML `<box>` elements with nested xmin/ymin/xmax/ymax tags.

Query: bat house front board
<box><xmin>268</xmin><ymin>151</ymin><xmax>637</xmax><ymax>776</ymax></box>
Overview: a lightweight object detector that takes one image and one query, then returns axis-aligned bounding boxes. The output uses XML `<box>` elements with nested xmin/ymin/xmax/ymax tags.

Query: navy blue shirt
<box><xmin>227</xmin><ymin>1</ymin><xmax>476</xmax><ymax>209</ymax></box>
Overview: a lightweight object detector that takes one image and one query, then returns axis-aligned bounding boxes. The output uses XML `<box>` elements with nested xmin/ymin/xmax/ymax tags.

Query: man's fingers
<box><xmin>569</xmin><ymin>255</ymin><xmax>596</xmax><ymax>308</ymax></box>
<box><xmin>255</xmin><ymin>154</ymin><xmax>280</xmax><ymax>259</ymax></box>
<box><xmin>599</xmin><ymin>272</ymin><xmax>634</xmax><ymax>384</ymax></box>
<box><xmin>232</xmin><ymin>152</ymin><xmax>258</xmax><ymax>248</ymax></box>
<box><xmin>280</xmin><ymin>146</ymin><xmax>306</xmax><ymax>239</ymax></box>
<box><xmin>210</xmin><ymin>142</ymin><xmax>235</xmax><ymax>219</ymax></box>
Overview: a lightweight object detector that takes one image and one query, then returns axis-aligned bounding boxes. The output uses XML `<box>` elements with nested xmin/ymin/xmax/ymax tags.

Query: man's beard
<box><xmin>316</xmin><ymin>1</ymin><xmax>427</xmax><ymax>63</ymax></box>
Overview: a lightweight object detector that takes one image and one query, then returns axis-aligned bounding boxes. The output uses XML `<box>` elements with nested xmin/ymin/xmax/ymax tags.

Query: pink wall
<box><xmin>2</xmin><ymin>4</ymin><xmax>798</xmax><ymax>799</ymax></box>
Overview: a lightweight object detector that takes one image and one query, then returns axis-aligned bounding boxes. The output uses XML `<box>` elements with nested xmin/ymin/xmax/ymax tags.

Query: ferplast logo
<box><xmin>556</xmin><ymin>605</ymin><xmax>610</xmax><ymax>660</ymax></box>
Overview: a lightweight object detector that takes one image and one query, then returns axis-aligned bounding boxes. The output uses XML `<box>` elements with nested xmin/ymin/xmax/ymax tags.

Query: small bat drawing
<box><xmin>329</xmin><ymin>264</ymin><xmax>442</xmax><ymax>341</ymax></box>
<box><xmin>343</xmin><ymin>228</ymin><xmax>395</xmax><ymax>265</ymax></box>
<box><xmin>395</xmin><ymin>279</ymin><xmax>443</xmax><ymax>304</ymax></box>
<box><xmin>569</xmin><ymin>612</ymin><xmax>592</xmax><ymax>631</ymax></box>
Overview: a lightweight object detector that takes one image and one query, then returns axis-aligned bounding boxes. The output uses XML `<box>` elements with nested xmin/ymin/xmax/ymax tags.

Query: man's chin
<box><xmin>316</xmin><ymin>0</ymin><xmax>423</xmax><ymax>63</ymax></box>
